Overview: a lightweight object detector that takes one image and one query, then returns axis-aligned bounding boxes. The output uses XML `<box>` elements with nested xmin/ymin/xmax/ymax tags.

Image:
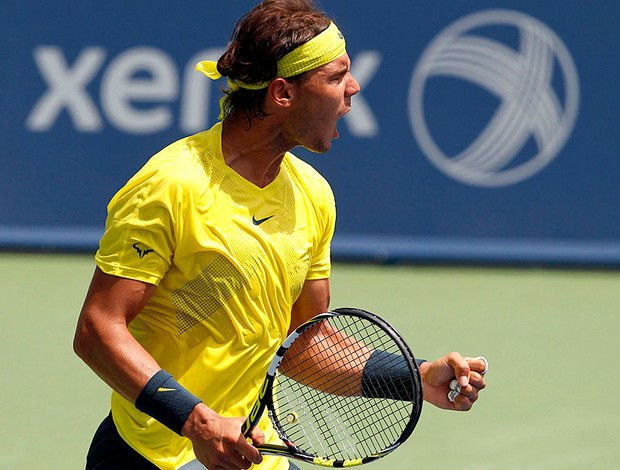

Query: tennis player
<box><xmin>74</xmin><ymin>1</ymin><xmax>487</xmax><ymax>469</ymax></box>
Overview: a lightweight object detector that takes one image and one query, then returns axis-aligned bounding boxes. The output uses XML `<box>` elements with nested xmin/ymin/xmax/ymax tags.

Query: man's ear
<box><xmin>267</xmin><ymin>78</ymin><xmax>295</xmax><ymax>108</ymax></box>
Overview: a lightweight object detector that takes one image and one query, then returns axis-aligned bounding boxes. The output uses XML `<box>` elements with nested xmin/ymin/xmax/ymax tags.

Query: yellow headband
<box><xmin>195</xmin><ymin>22</ymin><xmax>346</xmax><ymax>90</ymax></box>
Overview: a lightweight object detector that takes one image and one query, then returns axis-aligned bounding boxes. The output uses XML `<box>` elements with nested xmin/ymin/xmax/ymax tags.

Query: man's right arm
<box><xmin>73</xmin><ymin>267</ymin><xmax>263</xmax><ymax>469</ymax></box>
<box><xmin>73</xmin><ymin>267</ymin><xmax>161</xmax><ymax>401</ymax></box>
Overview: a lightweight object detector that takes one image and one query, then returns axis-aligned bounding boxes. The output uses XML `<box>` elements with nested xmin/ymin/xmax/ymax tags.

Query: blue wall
<box><xmin>2</xmin><ymin>1</ymin><xmax>619</xmax><ymax>265</ymax></box>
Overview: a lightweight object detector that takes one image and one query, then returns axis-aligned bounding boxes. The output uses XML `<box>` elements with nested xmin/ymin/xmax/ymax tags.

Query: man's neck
<box><xmin>220</xmin><ymin>114</ymin><xmax>295</xmax><ymax>188</ymax></box>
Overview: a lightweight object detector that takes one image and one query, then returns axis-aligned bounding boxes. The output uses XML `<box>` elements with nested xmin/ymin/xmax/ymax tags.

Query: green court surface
<box><xmin>1</xmin><ymin>253</ymin><xmax>618</xmax><ymax>469</ymax></box>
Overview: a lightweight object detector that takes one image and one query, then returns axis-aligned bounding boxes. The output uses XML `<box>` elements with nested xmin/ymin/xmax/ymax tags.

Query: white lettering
<box><xmin>26</xmin><ymin>46</ymin><xmax>106</xmax><ymax>132</ymax></box>
<box><xmin>100</xmin><ymin>47</ymin><xmax>178</xmax><ymax>134</ymax></box>
<box><xmin>26</xmin><ymin>45</ymin><xmax>384</xmax><ymax>137</ymax></box>
<box><xmin>345</xmin><ymin>50</ymin><xmax>381</xmax><ymax>138</ymax></box>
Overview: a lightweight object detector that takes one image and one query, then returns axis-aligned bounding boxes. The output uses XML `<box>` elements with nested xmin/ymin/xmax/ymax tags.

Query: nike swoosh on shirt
<box><xmin>252</xmin><ymin>215</ymin><xmax>275</xmax><ymax>226</ymax></box>
<box><xmin>157</xmin><ymin>387</ymin><xmax>177</xmax><ymax>393</ymax></box>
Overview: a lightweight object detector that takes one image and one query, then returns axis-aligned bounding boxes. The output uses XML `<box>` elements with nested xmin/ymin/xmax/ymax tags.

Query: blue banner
<box><xmin>2</xmin><ymin>1</ymin><xmax>619</xmax><ymax>265</ymax></box>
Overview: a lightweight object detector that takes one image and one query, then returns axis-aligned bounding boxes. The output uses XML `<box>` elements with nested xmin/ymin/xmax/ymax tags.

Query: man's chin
<box><xmin>307</xmin><ymin>146</ymin><xmax>331</xmax><ymax>155</ymax></box>
<box><xmin>300</xmin><ymin>141</ymin><xmax>332</xmax><ymax>155</ymax></box>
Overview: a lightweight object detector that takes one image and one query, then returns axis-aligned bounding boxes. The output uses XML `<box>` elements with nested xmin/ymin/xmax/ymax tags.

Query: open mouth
<box><xmin>333</xmin><ymin>108</ymin><xmax>350</xmax><ymax>139</ymax></box>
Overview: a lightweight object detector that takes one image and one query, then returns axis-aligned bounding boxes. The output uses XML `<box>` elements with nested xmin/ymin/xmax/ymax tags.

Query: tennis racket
<box><xmin>241</xmin><ymin>307</ymin><xmax>423</xmax><ymax>467</ymax></box>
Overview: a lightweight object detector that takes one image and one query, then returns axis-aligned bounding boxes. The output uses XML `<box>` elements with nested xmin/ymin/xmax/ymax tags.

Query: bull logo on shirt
<box><xmin>133</xmin><ymin>242</ymin><xmax>154</xmax><ymax>258</ymax></box>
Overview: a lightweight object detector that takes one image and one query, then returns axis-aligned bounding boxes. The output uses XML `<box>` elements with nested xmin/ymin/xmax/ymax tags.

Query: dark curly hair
<box><xmin>217</xmin><ymin>0</ymin><xmax>331</xmax><ymax>123</ymax></box>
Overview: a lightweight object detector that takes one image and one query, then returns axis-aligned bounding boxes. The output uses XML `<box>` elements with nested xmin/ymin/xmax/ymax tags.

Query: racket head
<box><xmin>251</xmin><ymin>307</ymin><xmax>423</xmax><ymax>467</ymax></box>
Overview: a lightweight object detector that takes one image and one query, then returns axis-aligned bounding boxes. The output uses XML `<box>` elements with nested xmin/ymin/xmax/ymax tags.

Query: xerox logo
<box><xmin>26</xmin><ymin>46</ymin><xmax>224</xmax><ymax>135</ymax></box>
<box><xmin>409</xmin><ymin>9</ymin><xmax>580</xmax><ymax>187</ymax></box>
<box><xmin>25</xmin><ymin>46</ymin><xmax>380</xmax><ymax>137</ymax></box>
<box><xmin>24</xmin><ymin>9</ymin><xmax>580</xmax><ymax>189</ymax></box>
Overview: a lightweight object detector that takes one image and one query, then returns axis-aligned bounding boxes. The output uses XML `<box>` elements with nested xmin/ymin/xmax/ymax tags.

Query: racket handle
<box><xmin>243</xmin><ymin>378</ymin><xmax>271</xmax><ymax>437</ymax></box>
<box><xmin>241</xmin><ymin>418</ymin><xmax>251</xmax><ymax>436</ymax></box>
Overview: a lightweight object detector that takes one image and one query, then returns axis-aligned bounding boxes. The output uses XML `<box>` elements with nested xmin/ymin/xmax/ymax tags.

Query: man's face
<box><xmin>286</xmin><ymin>54</ymin><xmax>361</xmax><ymax>154</ymax></box>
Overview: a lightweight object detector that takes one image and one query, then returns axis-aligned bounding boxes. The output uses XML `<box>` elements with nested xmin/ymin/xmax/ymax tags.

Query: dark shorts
<box><xmin>86</xmin><ymin>413</ymin><xmax>300</xmax><ymax>470</ymax></box>
<box><xmin>86</xmin><ymin>413</ymin><xmax>158</xmax><ymax>470</ymax></box>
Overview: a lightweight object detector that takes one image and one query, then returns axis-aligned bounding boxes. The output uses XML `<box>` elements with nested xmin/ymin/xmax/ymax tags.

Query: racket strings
<box><xmin>272</xmin><ymin>315</ymin><xmax>419</xmax><ymax>461</ymax></box>
<box><xmin>277</xmin><ymin>370</ymin><xmax>410</xmax><ymax>458</ymax></box>
<box><xmin>287</xmin><ymin>319</ymin><xmax>413</xmax><ymax>400</ymax></box>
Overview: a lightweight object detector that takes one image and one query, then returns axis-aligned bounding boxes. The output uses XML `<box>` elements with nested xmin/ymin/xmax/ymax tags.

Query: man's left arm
<box><xmin>289</xmin><ymin>278</ymin><xmax>330</xmax><ymax>333</ymax></box>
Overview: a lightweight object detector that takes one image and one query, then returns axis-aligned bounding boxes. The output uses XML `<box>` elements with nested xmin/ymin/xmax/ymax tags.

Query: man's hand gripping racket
<box><xmin>241</xmin><ymin>307</ymin><xmax>424</xmax><ymax>467</ymax></box>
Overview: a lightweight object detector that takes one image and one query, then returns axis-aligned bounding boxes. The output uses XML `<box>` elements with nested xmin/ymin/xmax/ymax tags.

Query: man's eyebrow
<box><xmin>318</xmin><ymin>58</ymin><xmax>349</xmax><ymax>77</ymax></box>
<box><xmin>334</xmin><ymin>62</ymin><xmax>350</xmax><ymax>75</ymax></box>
